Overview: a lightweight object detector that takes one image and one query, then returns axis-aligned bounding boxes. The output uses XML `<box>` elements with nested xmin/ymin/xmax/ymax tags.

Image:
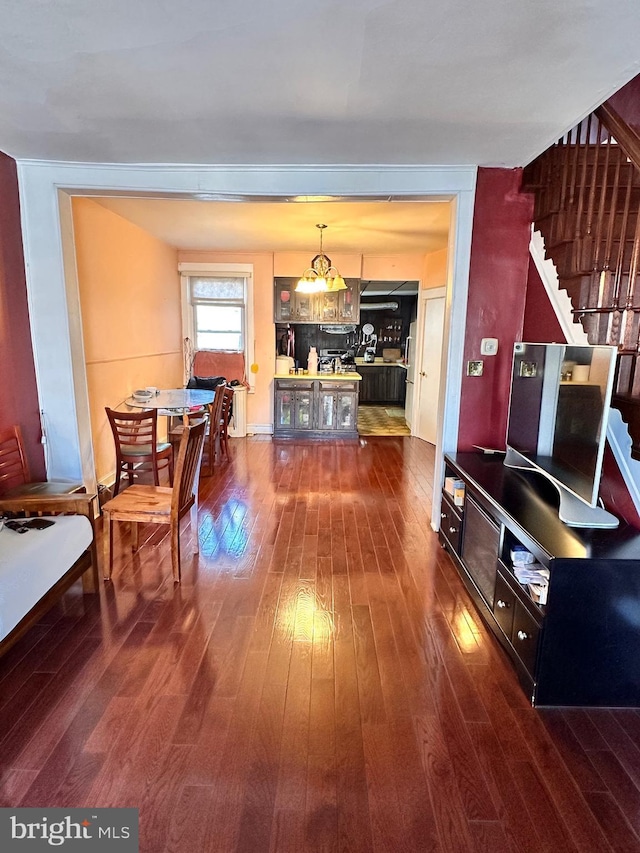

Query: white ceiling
<box><xmin>91</xmin><ymin>197</ymin><xmax>451</xmax><ymax>253</ymax></box>
<box><xmin>1</xmin><ymin>1</ymin><xmax>639</xmax><ymax>168</ymax></box>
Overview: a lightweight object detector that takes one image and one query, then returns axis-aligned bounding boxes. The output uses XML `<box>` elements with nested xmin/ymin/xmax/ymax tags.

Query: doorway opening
<box><xmin>354</xmin><ymin>280</ymin><xmax>418</xmax><ymax>436</ymax></box>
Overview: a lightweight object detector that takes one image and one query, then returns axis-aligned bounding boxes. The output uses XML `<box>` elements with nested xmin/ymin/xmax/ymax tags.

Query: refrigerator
<box><xmin>404</xmin><ymin>321</ymin><xmax>417</xmax><ymax>427</ymax></box>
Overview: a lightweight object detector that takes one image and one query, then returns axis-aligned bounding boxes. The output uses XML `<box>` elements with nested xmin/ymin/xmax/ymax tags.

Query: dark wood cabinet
<box><xmin>440</xmin><ymin>451</ymin><xmax>640</xmax><ymax>707</ymax></box>
<box><xmin>274</xmin><ymin>378</ymin><xmax>359</xmax><ymax>438</ymax></box>
<box><xmin>274</xmin><ymin>278</ymin><xmax>360</xmax><ymax>324</ymax></box>
<box><xmin>355</xmin><ymin>365</ymin><xmax>406</xmax><ymax>404</ymax></box>
<box><xmin>439</xmin><ymin>491</ymin><xmax>462</xmax><ymax>554</ymax></box>
<box><xmin>274</xmin><ymin>379</ymin><xmax>314</xmax><ymax>431</ymax></box>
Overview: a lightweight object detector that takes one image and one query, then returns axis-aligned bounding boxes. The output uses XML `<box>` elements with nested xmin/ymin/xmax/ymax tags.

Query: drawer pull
<box><xmin>449</xmin><ymin>526</ymin><xmax>457</xmax><ymax>534</ymax></box>
<box><xmin>516</xmin><ymin>630</ymin><xmax>529</xmax><ymax>642</ymax></box>
<box><xmin>496</xmin><ymin>599</ymin><xmax>509</xmax><ymax>609</ymax></box>
<box><xmin>441</xmin><ymin>512</ymin><xmax>447</xmax><ymax>519</ymax></box>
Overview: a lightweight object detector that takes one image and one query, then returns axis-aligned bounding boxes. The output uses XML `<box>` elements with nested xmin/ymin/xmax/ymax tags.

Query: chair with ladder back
<box><xmin>102</xmin><ymin>418</ymin><xmax>206</xmax><ymax>583</ymax></box>
<box><xmin>105</xmin><ymin>407</ymin><xmax>173</xmax><ymax>496</ymax></box>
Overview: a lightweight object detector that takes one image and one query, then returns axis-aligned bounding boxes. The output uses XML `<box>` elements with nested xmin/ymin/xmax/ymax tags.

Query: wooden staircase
<box><xmin>523</xmin><ymin>105</ymin><xmax>640</xmax><ymax>458</ymax></box>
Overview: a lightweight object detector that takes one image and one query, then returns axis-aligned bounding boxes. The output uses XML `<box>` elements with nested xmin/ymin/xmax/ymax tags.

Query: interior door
<box><xmin>416</xmin><ymin>290</ymin><xmax>445</xmax><ymax>445</ymax></box>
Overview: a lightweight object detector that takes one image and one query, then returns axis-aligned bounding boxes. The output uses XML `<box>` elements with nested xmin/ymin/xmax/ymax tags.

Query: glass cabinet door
<box><xmin>295</xmin><ymin>293</ymin><xmax>315</xmax><ymax>321</ymax></box>
<box><xmin>275</xmin><ymin>281</ymin><xmax>293</xmax><ymax>322</ymax></box>
<box><xmin>318</xmin><ymin>391</ymin><xmax>336</xmax><ymax>429</ymax></box>
<box><xmin>319</xmin><ymin>292</ymin><xmax>339</xmax><ymax>322</ymax></box>
<box><xmin>275</xmin><ymin>391</ymin><xmax>293</xmax><ymax>427</ymax></box>
<box><xmin>336</xmin><ymin>392</ymin><xmax>356</xmax><ymax>430</ymax></box>
<box><xmin>294</xmin><ymin>391</ymin><xmax>313</xmax><ymax>429</ymax></box>
<box><xmin>338</xmin><ymin>280</ymin><xmax>359</xmax><ymax>321</ymax></box>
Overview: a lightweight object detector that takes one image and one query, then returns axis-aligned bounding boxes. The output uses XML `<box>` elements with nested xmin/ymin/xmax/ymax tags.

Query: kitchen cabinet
<box><xmin>356</xmin><ymin>364</ymin><xmax>406</xmax><ymax>404</ymax></box>
<box><xmin>274</xmin><ymin>380</ymin><xmax>314</xmax><ymax>431</ymax></box>
<box><xmin>440</xmin><ymin>451</ymin><xmax>640</xmax><ymax>707</ymax></box>
<box><xmin>274</xmin><ymin>377</ymin><xmax>359</xmax><ymax>438</ymax></box>
<box><xmin>317</xmin><ymin>381</ymin><xmax>358</xmax><ymax>431</ymax></box>
<box><xmin>273</xmin><ymin>278</ymin><xmax>360</xmax><ymax>324</ymax></box>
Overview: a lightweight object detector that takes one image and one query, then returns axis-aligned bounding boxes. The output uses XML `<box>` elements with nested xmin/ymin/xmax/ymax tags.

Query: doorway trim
<box><xmin>16</xmin><ymin>162</ymin><xmax>477</xmax><ymax>494</ymax></box>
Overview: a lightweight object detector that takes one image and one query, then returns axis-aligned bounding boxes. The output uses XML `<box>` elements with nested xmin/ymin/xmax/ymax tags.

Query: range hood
<box><xmin>360</xmin><ymin>301</ymin><xmax>399</xmax><ymax>311</ymax></box>
<box><xmin>320</xmin><ymin>325</ymin><xmax>357</xmax><ymax>334</ymax></box>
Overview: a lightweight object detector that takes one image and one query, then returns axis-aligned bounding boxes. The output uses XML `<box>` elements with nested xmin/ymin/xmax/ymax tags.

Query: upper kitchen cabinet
<box><xmin>274</xmin><ymin>278</ymin><xmax>360</xmax><ymax>324</ymax></box>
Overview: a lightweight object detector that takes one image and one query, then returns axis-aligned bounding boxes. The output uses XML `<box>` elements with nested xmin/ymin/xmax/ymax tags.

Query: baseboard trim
<box><xmin>247</xmin><ymin>423</ymin><xmax>274</xmax><ymax>435</ymax></box>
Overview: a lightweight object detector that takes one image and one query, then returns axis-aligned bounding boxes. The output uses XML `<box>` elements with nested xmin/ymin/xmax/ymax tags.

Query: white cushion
<box><xmin>0</xmin><ymin>515</ymin><xmax>92</xmax><ymax>641</ymax></box>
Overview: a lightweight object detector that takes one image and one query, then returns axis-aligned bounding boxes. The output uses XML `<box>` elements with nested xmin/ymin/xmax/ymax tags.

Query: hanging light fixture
<box><xmin>296</xmin><ymin>224</ymin><xmax>347</xmax><ymax>293</ymax></box>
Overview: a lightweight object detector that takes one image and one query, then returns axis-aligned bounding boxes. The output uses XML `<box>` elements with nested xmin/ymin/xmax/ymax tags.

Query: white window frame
<box><xmin>179</xmin><ymin>262</ymin><xmax>254</xmax><ymax>392</ymax></box>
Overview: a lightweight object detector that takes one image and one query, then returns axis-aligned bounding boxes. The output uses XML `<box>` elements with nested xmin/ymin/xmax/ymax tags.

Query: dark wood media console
<box><xmin>440</xmin><ymin>451</ymin><xmax>640</xmax><ymax>707</ymax></box>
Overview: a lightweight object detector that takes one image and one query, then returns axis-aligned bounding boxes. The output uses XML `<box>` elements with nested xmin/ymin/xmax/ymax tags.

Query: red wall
<box><xmin>0</xmin><ymin>152</ymin><xmax>45</xmax><ymax>481</ymax></box>
<box><xmin>457</xmin><ymin>168</ymin><xmax>534</xmax><ymax>450</ymax></box>
<box><xmin>605</xmin><ymin>73</ymin><xmax>640</xmax><ymax>135</ymax></box>
<box><xmin>522</xmin><ymin>257</ymin><xmax>566</xmax><ymax>343</ymax></box>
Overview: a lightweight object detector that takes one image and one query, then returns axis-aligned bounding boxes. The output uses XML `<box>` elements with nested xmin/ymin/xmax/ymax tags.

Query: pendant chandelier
<box><xmin>296</xmin><ymin>223</ymin><xmax>347</xmax><ymax>294</ymax></box>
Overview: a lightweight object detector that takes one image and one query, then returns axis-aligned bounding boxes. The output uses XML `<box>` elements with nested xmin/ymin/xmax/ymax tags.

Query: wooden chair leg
<box><xmin>171</xmin><ymin>521</ymin><xmax>181</xmax><ymax>583</ymax></box>
<box><xmin>84</xmin><ymin>537</ymin><xmax>99</xmax><ymax>592</ymax></box>
<box><xmin>191</xmin><ymin>502</ymin><xmax>199</xmax><ymax>553</ymax></box>
<box><xmin>104</xmin><ymin>512</ymin><xmax>113</xmax><ymax>580</ymax></box>
<box><xmin>168</xmin><ymin>455</ymin><xmax>174</xmax><ymax>485</ymax></box>
<box><xmin>131</xmin><ymin>521</ymin><xmax>139</xmax><ymax>551</ymax></box>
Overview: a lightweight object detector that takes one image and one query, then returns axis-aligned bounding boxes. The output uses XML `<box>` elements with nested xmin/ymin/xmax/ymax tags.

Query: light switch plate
<box><xmin>480</xmin><ymin>337</ymin><xmax>499</xmax><ymax>356</ymax></box>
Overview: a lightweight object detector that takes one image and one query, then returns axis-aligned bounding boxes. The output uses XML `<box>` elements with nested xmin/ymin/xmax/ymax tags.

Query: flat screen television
<box><xmin>504</xmin><ymin>342</ymin><xmax>619</xmax><ymax>528</ymax></box>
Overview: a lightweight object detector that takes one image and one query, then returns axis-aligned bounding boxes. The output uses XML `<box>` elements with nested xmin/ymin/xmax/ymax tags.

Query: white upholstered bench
<box><xmin>0</xmin><ymin>493</ymin><xmax>98</xmax><ymax>657</ymax></box>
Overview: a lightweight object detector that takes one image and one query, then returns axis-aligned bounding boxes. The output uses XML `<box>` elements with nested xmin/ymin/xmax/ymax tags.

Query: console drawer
<box><xmin>512</xmin><ymin>600</ymin><xmax>541</xmax><ymax>677</ymax></box>
<box><xmin>493</xmin><ymin>571</ymin><xmax>516</xmax><ymax>638</ymax></box>
<box><xmin>440</xmin><ymin>492</ymin><xmax>462</xmax><ymax>554</ymax></box>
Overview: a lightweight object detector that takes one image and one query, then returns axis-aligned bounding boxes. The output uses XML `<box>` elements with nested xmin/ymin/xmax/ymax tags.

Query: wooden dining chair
<box><xmin>0</xmin><ymin>425</ymin><xmax>84</xmax><ymax>499</ymax></box>
<box><xmin>102</xmin><ymin>418</ymin><xmax>206</xmax><ymax>583</ymax></box>
<box><xmin>218</xmin><ymin>387</ymin><xmax>234</xmax><ymax>460</ymax></box>
<box><xmin>168</xmin><ymin>381</ymin><xmax>226</xmax><ymax>476</ymax></box>
<box><xmin>105</xmin><ymin>407</ymin><xmax>173</xmax><ymax>496</ymax></box>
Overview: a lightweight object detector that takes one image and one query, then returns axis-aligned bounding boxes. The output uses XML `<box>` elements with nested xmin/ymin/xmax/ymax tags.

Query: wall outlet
<box><xmin>480</xmin><ymin>337</ymin><xmax>499</xmax><ymax>356</ymax></box>
<box><xmin>467</xmin><ymin>360</ymin><xmax>484</xmax><ymax>376</ymax></box>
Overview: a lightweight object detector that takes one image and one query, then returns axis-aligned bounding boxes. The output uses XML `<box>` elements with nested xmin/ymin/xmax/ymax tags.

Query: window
<box><xmin>179</xmin><ymin>262</ymin><xmax>254</xmax><ymax>388</ymax></box>
<box><xmin>190</xmin><ymin>277</ymin><xmax>245</xmax><ymax>351</ymax></box>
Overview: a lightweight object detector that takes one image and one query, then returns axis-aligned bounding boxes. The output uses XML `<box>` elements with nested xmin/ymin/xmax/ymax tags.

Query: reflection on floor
<box><xmin>357</xmin><ymin>404</ymin><xmax>411</xmax><ymax>436</ymax></box>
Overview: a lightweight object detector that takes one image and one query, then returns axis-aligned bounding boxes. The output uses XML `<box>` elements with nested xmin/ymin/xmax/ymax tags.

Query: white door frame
<box><xmin>16</xmin><ymin>163</ymin><xmax>476</xmax><ymax>519</ymax></box>
<box><xmin>411</xmin><ymin>285</ymin><xmax>447</xmax><ymax>441</ymax></box>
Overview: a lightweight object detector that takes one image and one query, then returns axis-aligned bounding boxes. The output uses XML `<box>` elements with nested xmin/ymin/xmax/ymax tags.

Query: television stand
<box><xmin>503</xmin><ymin>447</ymin><xmax>619</xmax><ymax>528</ymax></box>
<box><xmin>440</xmin><ymin>451</ymin><xmax>640</xmax><ymax>707</ymax></box>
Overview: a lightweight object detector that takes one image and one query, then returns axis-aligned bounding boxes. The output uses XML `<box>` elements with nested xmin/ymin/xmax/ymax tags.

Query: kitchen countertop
<box><xmin>274</xmin><ymin>371</ymin><xmax>362</xmax><ymax>381</ymax></box>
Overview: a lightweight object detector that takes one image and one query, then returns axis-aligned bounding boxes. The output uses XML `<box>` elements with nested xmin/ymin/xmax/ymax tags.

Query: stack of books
<box><xmin>444</xmin><ymin>476</ymin><xmax>465</xmax><ymax>507</ymax></box>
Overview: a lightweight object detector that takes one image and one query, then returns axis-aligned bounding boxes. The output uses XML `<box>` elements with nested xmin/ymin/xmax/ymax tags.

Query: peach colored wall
<box><xmin>274</xmin><ymin>252</ymin><xmax>362</xmax><ymax>278</ymax></box>
<box><xmin>362</xmin><ymin>254</ymin><xmax>425</xmax><ymax>281</ymax></box>
<box><xmin>177</xmin><ymin>251</ymin><xmax>274</xmax><ymax>430</ymax></box>
<box><xmin>422</xmin><ymin>248</ymin><xmax>448</xmax><ymax>289</ymax></box>
<box><xmin>73</xmin><ymin>198</ymin><xmax>182</xmax><ymax>483</ymax></box>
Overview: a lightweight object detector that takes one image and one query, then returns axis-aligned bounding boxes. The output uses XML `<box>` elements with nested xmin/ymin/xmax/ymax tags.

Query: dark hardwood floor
<box><xmin>2</xmin><ymin>435</ymin><xmax>640</xmax><ymax>851</ymax></box>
